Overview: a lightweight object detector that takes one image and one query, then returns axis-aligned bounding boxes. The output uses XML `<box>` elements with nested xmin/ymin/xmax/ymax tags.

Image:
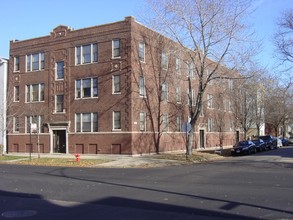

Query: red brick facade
<box><xmin>7</xmin><ymin>17</ymin><xmax>241</xmax><ymax>155</ymax></box>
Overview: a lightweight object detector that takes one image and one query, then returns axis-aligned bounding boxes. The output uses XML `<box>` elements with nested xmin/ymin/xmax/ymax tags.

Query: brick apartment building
<box><xmin>7</xmin><ymin>16</ymin><xmax>240</xmax><ymax>155</ymax></box>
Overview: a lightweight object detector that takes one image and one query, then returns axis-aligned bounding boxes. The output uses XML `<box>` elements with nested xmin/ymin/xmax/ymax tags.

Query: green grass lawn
<box><xmin>0</xmin><ymin>155</ymin><xmax>28</xmax><ymax>161</ymax></box>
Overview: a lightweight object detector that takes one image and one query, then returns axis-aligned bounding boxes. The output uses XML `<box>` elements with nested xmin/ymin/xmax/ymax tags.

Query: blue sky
<box><xmin>0</xmin><ymin>0</ymin><xmax>291</xmax><ymax>71</ymax></box>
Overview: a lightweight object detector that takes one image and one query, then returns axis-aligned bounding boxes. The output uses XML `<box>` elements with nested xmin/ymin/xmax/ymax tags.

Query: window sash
<box><xmin>161</xmin><ymin>51</ymin><xmax>167</xmax><ymax>69</ymax></box>
<box><xmin>113</xmin><ymin>111</ymin><xmax>121</xmax><ymax>129</ymax></box>
<box><xmin>162</xmin><ymin>82</ymin><xmax>168</xmax><ymax>101</ymax></box>
<box><xmin>138</xmin><ymin>42</ymin><xmax>145</xmax><ymax>62</ymax></box>
<box><xmin>75</xmin><ymin>113</ymin><xmax>98</xmax><ymax>132</ymax></box>
<box><xmin>113</xmin><ymin>39</ymin><xmax>120</xmax><ymax>58</ymax></box>
<box><xmin>56</xmin><ymin>61</ymin><xmax>64</xmax><ymax>79</ymax></box>
<box><xmin>139</xmin><ymin>76</ymin><xmax>146</xmax><ymax>96</ymax></box>
<box><xmin>14</xmin><ymin>86</ymin><xmax>19</xmax><ymax>102</ymax></box>
<box><xmin>139</xmin><ymin>112</ymin><xmax>146</xmax><ymax>131</ymax></box>
<box><xmin>26</xmin><ymin>84</ymin><xmax>44</xmax><ymax>102</ymax></box>
<box><xmin>75</xmin><ymin>78</ymin><xmax>98</xmax><ymax>99</ymax></box>
<box><xmin>162</xmin><ymin>114</ymin><xmax>168</xmax><ymax>132</ymax></box>
<box><xmin>76</xmin><ymin>44</ymin><xmax>98</xmax><ymax>65</ymax></box>
<box><xmin>56</xmin><ymin>95</ymin><xmax>64</xmax><ymax>112</ymax></box>
<box><xmin>26</xmin><ymin>53</ymin><xmax>44</xmax><ymax>71</ymax></box>
<box><xmin>13</xmin><ymin>117</ymin><xmax>19</xmax><ymax>132</ymax></box>
<box><xmin>113</xmin><ymin>75</ymin><xmax>121</xmax><ymax>93</ymax></box>
<box><xmin>14</xmin><ymin>57</ymin><xmax>20</xmax><ymax>72</ymax></box>
<box><xmin>26</xmin><ymin>115</ymin><xmax>44</xmax><ymax>133</ymax></box>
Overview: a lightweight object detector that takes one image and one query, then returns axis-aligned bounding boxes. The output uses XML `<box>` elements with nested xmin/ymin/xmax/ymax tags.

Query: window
<box><xmin>75</xmin><ymin>44</ymin><xmax>98</xmax><ymax>65</ymax></box>
<box><xmin>228</xmin><ymin>79</ymin><xmax>233</xmax><ymax>91</ymax></box>
<box><xmin>56</xmin><ymin>61</ymin><xmax>64</xmax><ymax>79</ymax></box>
<box><xmin>26</xmin><ymin>52</ymin><xmax>44</xmax><ymax>72</ymax></box>
<box><xmin>139</xmin><ymin>76</ymin><xmax>146</xmax><ymax>97</ymax></box>
<box><xmin>229</xmin><ymin>100</ymin><xmax>233</xmax><ymax>112</ymax></box>
<box><xmin>13</xmin><ymin>117</ymin><xmax>19</xmax><ymax>132</ymax></box>
<box><xmin>14</xmin><ymin>56</ymin><xmax>20</xmax><ymax>72</ymax></box>
<box><xmin>75</xmin><ymin>78</ymin><xmax>98</xmax><ymax>99</ymax></box>
<box><xmin>176</xmin><ymin>87</ymin><xmax>181</xmax><ymax>103</ymax></box>
<box><xmin>207</xmin><ymin>94</ymin><xmax>213</xmax><ymax>109</ymax></box>
<box><xmin>26</xmin><ymin>83</ymin><xmax>45</xmax><ymax>102</ymax></box>
<box><xmin>188</xmin><ymin>89</ymin><xmax>195</xmax><ymax>106</ymax></box>
<box><xmin>162</xmin><ymin>82</ymin><xmax>168</xmax><ymax>101</ymax></box>
<box><xmin>139</xmin><ymin>112</ymin><xmax>146</xmax><ymax>131</ymax></box>
<box><xmin>113</xmin><ymin>111</ymin><xmax>121</xmax><ymax>130</ymax></box>
<box><xmin>208</xmin><ymin>118</ymin><xmax>213</xmax><ymax>132</ymax></box>
<box><xmin>75</xmin><ymin>113</ymin><xmax>98</xmax><ymax>132</ymax></box>
<box><xmin>55</xmin><ymin>95</ymin><xmax>64</xmax><ymax>113</ymax></box>
<box><xmin>175</xmin><ymin>57</ymin><xmax>180</xmax><ymax>73</ymax></box>
<box><xmin>113</xmin><ymin>75</ymin><xmax>121</xmax><ymax>93</ymax></box>
<box><xmin>112</xmin><ymin>39</ymin><xmax>120</xmax><ymax>58</ymax></box>
<box><xmin>14</xmin><ymin>86</ymin><xmax>19</xmax><ymax>102</ymax></box>
<box><xmin>162</xmin><ymin>114</ymin><xmax>168</xmax><ymax>132</ymax></box>
<box><xmin>138</xmin><ymin>42</ymin><xmax>145</xmax><ymax>62</ymax></box>
<box><xmin>161</xmin><ymin>50</ymin><xmax>168</xmax><ymax>69</ymax></box>
<box><xmin>176</xmin><ymin>116</ymin><xmax>181</xmax><ymax>132</ymax></box>
<box><xmin>26</xmin><ymin>115</ymin><xmax>44</xmax><ymax>133</ymax></box>
<box><xmin>188</xmin><ymin>63</ymin><xmax>195</xmax><ymax>78</ymax></box>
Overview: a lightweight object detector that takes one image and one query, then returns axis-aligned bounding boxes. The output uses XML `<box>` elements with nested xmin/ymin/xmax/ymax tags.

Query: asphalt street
<box><xmin>0</xmin><ymin>147</ymin><xmax>292</xmax><ymax>220</ymax></box>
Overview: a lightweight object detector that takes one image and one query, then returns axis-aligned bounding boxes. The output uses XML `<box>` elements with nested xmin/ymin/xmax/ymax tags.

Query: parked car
<box><xmin>259</xmin><ymin>135</ymin><xmax>277</xmax><ymax>150</ymax></box>
<box><xmin>252</xmin><ymin>139</ymin><xmax>266</xmax><ymax>152</ymax></box>
<box><xmin>231</xmin><ymin>140</ymin><xmax>257</xmax><ymax>156</ymax></box>
<box><xmin>281</xmin><ymin>138</ymin><xmax>290</xmax><ymax>146</ymax></box>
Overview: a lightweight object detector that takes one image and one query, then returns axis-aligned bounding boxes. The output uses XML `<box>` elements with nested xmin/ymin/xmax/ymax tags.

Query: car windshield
<box><xmin>260</xmin><ymin>136</ymin><xmax>270</xmax><ymax>140</ymax></box>
<box><xmin>238</xmin><ymin>141</ymin><xmax>248</xmax><ymax>146</ymax></box>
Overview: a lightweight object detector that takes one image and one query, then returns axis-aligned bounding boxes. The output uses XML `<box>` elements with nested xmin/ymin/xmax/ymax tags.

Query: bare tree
<box><xmin>143</xmin><ymin>0</ymin><xmax>254</xmax><ymax>155</ymax></box>
<box><xmin>274</xmin><ymin>9</ymin><xmax>293</xmax><ymax>70</ymax></box>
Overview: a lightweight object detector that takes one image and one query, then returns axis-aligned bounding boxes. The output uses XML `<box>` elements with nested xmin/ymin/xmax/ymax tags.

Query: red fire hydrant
<box><xmin>75</xmin><ymin>154</ymin><xmax>81</xmax><ymax>162</ymax></box>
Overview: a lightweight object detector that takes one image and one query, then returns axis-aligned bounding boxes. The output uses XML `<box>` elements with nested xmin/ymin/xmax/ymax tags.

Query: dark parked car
<box><xmin>252</xmin><ymin>139</ymin><xmax>266</xmax><ymax>152</ymax></box>
<box><xmin>282</xmin><ymin>138</ymin><xmax>290</xmax><ymax>146</ymax></box>
<box><xmin>259</xmin><ymin>135</ymin><xmax>277</xmax><ymax>150</ymax></box>
<box><xmin>231</xmin><ymin>140</ymin><xmax>257</xmax><ymax>156</ymax></box>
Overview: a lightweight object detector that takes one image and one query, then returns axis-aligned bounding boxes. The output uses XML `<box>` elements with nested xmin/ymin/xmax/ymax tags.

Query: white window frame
<box><xmin>139</xmin><ymin>76</ymin><xmax>146</xmax><ymax>97</ymax></box>
<box><xmin>25</xmin><ymin>83</ymin><xmax>45</xmax><ymax>103</ymax></box>
<box><xmin>75</xmin><ymin>112</ymin><xmax>98</xmax><ymax>133</ymax></box>
<box><xmin>55</xmin><ymin>61</ymin><xmax>64</xmax><ymax>80</ymax></box>
<box><xmin>14</xmin><ymin>86</ymin><xmax>20</xmax><ymax>102</ymax></box>
<box><xmin>161</xmin><ymin>50</ymin><xmax>168</xmax><ymax>70</ymax></box>
<box><xmin>175</xmin><ymin>57</ymin><xmax>180</xmax><ymax>74</ymax></box>
<box><xmin>112</xmin><ymin>39</ymin><xmax>121</xmax><ymax>59</ymax></box>
<box><xmin>55</xmin><ymin>94</ymin><xmax>64</xmax><ymax>113</ymax></box>
<box><xmin>207</xmin><ymin>94</ymin><xmax>213</xmax><ymax>109</ymax></box>
<box><xmin>162</xmin><ymin>82</ymin><xmax>168</xmax><ymax>101</ymax></box>
<box><xmin>75</xmin><ymin>44</ymin><xmax>98</xmax><ymax>65</ymax></box>
<box><xmin>25</xmin><ymin>115</ymin><xmax>44</xmax><ymax>134</ymax></box>
<box><xmin>26</xmin><ymin>52</ymin><xmax>44</xmax><ymax>72</ymax></box>
<box><xmin>14</xmin><ymin>56</ymin><xmax>20</xmax><ymax>72</ymax></box>
<box><xmin>208</xmin><ymin>118</ymin><xmax>213</xmax><ymax>132</ymax></box>
<box><xmin>139</xmin><ymin>112</ymin><xmax>146</xmax><ymax>131</ymax></box>
<box><xmin>176</xmin><ymin>87</ymin><xmax>181</xmax><ymax>103</ymax></box>
<box><xmin>112</xmin><ymin>75</ymin><xmax>121</xmax><ymax>94</ymax></box>
<box><xmin>162</xmin><ymin>114</ymin><xmax>169</xmax><ymax>132</ymax></box>
<box><xmin>75</xmin><ymin>77</ymin><xmax>98</xmax><ymax>99</ymax></box>
<box><xmin>138</xmin><ymin>42</ymin><xmax>145</xmax><ymax>62</ymax></box>
<box><xmin>113</xmin><ymin>111</ymin><xmax>121</xmax><ymax>130</ymax></box>
<box><xmin>13</xmin><ymin>116</ymin><xmax>19</xmax><ymax>133</ymax></box>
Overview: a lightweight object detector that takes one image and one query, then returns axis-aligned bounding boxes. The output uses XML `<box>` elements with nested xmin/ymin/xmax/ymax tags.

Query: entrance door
<box><xmin>200</xmin><ymin>129</ymin><xmax>205</xmax><ymax>149</ymax></box>
<box><xmin>53</xmin><ymin>130</ymin><xmax>66</xmax><ymax>153</ymax></box>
